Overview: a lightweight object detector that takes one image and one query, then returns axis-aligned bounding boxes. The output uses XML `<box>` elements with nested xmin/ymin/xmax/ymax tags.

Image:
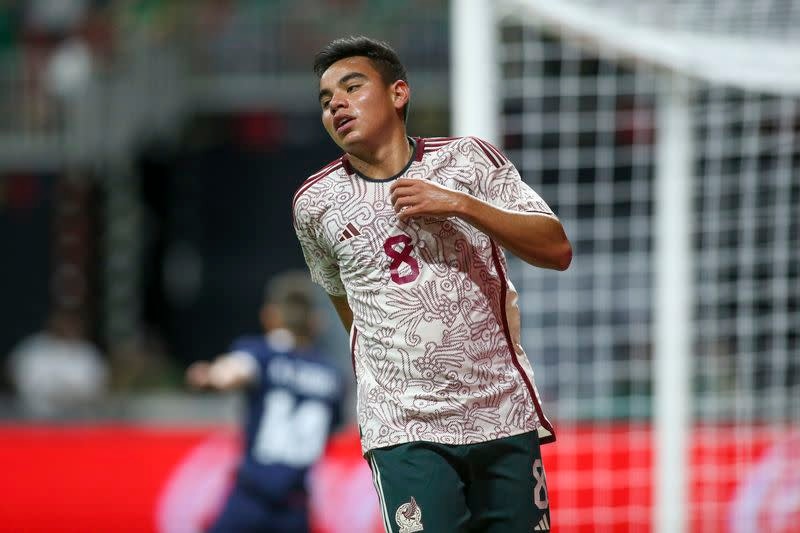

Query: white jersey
<box><xmin>293</xmin><ymin>136</ymin><xmax>556</xmax><ymax>454</ymax></box>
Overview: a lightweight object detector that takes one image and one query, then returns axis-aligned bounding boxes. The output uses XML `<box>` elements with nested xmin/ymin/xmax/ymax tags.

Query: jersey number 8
<box><xmin>383</xmin><ymin>234</ymin><xmax>420</xmax><ymax>284</ymax></box>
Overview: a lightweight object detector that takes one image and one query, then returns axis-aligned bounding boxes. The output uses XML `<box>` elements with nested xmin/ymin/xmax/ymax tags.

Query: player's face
<box><xmin>318</xmin><ymin>56</ymin><xmax>406</xmax><ymax>152</ymax></box>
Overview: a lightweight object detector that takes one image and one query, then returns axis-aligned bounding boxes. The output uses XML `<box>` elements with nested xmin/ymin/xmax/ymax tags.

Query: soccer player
<box><xmin>293</xmin><ymin>36</ymin><xmax>572</xmax><ymax>533</ymax></box>
<box><xmin>186</xmin><ymin>271</ymin><xmax>345</xmax><ymax>533</ymax></box>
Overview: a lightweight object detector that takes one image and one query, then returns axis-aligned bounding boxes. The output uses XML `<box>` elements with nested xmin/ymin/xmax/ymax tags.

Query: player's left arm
<box><xmin>185</xmin><ymin>351</ymin><xmax>259</xmax><ymax>391</ymax></box>
<box><xmin>327</xmin><ymin>293</ymin><xmax>354</xmax><ymax>333</ymax></box>
<box><xmin>390</xmin><ymin>178</ymin><xmax>572</xmax><ymax>271</ymax></box>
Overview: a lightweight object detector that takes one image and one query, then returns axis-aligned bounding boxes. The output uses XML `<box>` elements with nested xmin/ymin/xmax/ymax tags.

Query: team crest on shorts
<box><xmin>395</xmin><ymin>496</ymin><xmax>423</xmax><ymax>533</ymax></box>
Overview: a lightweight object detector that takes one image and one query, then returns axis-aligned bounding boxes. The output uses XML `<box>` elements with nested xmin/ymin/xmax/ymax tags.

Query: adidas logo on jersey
<box><xmin>533</xmin><ymin>514</ymin><xmax>550</xmax><ymax>531</ymax></box>
<box><xmin>338</xmin><ymin>222</ymin><xmax>362</xmax><ymax>242</ymax></box>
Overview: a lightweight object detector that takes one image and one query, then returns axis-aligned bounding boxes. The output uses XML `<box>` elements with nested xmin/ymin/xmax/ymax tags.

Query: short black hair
<box><xmin>313</xmin><ymin>36</ymin><xmax>409</xmax><ymax>121</ymax></box>
<box><xmin>264</xmin><ymin>270</ymin><xmax>317</xmax><ymax>339</ymax></box>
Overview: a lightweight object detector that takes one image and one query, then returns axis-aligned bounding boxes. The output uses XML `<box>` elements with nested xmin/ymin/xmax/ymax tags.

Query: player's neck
<box><xmin>347</xmin><ymin>129</ymin><xmax>413</xmax><ymax>180</ymax></box>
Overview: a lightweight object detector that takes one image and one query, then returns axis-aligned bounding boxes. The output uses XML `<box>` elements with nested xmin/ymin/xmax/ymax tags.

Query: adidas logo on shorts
<box><xmin>533</xmin><ymin>514</ymin><xmax>550</xmax><ymax>531</ymax></box>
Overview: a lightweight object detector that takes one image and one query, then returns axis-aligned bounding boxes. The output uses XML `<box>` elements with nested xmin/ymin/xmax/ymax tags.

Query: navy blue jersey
<box><xmin>229</xmin><ymin>334</ymin><xmax>345</xmax><ymax>503</ymax></box>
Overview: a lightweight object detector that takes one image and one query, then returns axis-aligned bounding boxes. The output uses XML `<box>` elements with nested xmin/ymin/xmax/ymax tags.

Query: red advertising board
<box><xmin>0</xmin><ymin>424</ymin><xmax>796</xmax><ymax>532</ymax></box>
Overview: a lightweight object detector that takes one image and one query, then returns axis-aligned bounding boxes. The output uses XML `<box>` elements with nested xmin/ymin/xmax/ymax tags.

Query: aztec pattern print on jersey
<box><xmin>293</xmin><ymin>136</ymin><xmax>556</xmax><ymax>454</ymax></box>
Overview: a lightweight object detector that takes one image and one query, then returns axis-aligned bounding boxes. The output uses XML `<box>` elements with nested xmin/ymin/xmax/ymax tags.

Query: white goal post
<box><xmin>452</xmin><ymin>1</ymin><xmax>800</xmax><ymax>532</ymax></box>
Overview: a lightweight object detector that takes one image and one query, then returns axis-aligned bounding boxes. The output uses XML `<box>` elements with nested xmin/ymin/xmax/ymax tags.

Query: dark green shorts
<box><xmin>366</xmin><ymin>431</ymin><xmax>551</xmax><ymax>533</ymax></box>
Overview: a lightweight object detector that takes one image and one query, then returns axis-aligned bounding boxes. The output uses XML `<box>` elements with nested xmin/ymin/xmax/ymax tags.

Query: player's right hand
<box><xmin>185</xmin><ymin>361</ymin><xmax>212</xmax><ymax>389</ymax></box>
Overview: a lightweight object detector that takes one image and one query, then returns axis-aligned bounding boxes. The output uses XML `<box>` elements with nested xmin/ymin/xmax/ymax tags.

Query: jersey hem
<box><xmin>360</xmin><ymin>425</ymin><xmax>548</xmax><ymax>457</ymax></box>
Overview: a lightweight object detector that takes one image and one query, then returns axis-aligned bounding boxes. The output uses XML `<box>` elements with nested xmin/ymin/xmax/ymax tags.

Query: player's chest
<box><xmin>320</xmin><ymin>180</ymin><xmax>479</xmax><ymax>281</ymax></box>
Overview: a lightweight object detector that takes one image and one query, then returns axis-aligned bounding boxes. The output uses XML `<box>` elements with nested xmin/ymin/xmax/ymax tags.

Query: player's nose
<box><xmin>329</xmin><ymin>92</ymin><xmax>348</xmax><ymax>113</ymax></box>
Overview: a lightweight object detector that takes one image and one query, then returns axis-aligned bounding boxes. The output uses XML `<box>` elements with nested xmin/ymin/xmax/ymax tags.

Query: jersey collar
<box><xmin>343</xmin><ymin>137</ymin><xmax>424</xmax><ymax>181</ymax></box>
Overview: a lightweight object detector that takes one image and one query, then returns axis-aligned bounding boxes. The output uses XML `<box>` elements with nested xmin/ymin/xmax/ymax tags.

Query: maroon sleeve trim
<box><xmin>291</xmin><ymin>159</ymin><xmax>343</xmax><ymax>226</ymax></box>
<box><xmin>414</xmin><ymin>137</ymin><xmax>425</xmax><ymax>161</ymax></box>
<box><xmin>473</xmin><ymin>137</ymin><xmax>508</xmax><ymax>168</ymax></box>
<box><xmin>489</xmin><ymin>240</ymin><xmax>557</xmax><ymax>443</ymax></box>
<box><xmin>350</xmin><ymin>326</ymin><xmax>358</xmax><ymax>381</ymax></box>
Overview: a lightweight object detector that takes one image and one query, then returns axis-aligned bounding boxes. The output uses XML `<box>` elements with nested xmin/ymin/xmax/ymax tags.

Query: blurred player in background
<box><xmin>186</xmin><ymin>270</ymin><xmax>345</xmax><ymax>533</ymax></box>
<box><xmin>293</xmin><ymin>36</ymin><xmax>572</xmax><ymax>533</ymax></box>
<box><xmin>7</xmin><ymin>308</ymin><xmax>108</xmax><ymax>418</ymax></box>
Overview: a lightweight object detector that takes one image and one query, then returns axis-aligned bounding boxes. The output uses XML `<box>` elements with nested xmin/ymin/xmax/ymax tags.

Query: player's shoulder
<box><xmin>292</xmin><ymin>156</ymin><xmax>347</xmax><ymax>207</ymax></box>
<box><xmin>419</xmin><ymin>135</ymin><xmax>461</xmax><ymax>154</ymax></box>
<box><xmin>291</xmin><ymin>349</ymin><xmax>346</xmax><ymax>398</ymax></box>
<box><xmin>229</xmin><ymin>334</ymin><xmax>268</xmax><ymax>357</ymax></box>
<box><xmin>231</xmin><ymin>334</ymin><xmax>263</xmax><ymax>346</ymax></box>
<box><xmin>420</xmin><ymin>136</ymin><xmax>509</xmax><ymax>168</ymax></box>
<box><xmin>296</xmin><ymin>348</ymin><xmax>340</xmax><ymax>375</ymax></box>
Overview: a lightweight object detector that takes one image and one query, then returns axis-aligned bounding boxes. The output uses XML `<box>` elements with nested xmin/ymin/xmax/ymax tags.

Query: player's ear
<box><xmin>391</xmin><ymin>80</ymin><xmax>410</xmax><ymax>113</ymax></box>
<box><xmin>260</xmin><ymin>304</ymin><xmax>283</xmax><ymax>332</ymax></box>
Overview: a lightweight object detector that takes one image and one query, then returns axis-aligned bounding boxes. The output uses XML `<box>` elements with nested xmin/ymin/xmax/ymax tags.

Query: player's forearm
<box><xmin>455</xmin><ymin>194</ymin><xmax>572</xmax><ymax>271</ymax></box>
<box><xmin>186</xmin><ymin>354</ymin><xmax>256</xmax><ymax>391</ymax></box>
<box><xmin>328</xmin><ymin>294</ymin><xmax>354</xmax><ymax>332</ymax></box>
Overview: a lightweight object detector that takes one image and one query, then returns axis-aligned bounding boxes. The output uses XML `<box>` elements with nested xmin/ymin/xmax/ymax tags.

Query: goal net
<box><xmin>453</xmin><ymin>1</ymin><xmax>800</xmax><ymax>531</ymax></box>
